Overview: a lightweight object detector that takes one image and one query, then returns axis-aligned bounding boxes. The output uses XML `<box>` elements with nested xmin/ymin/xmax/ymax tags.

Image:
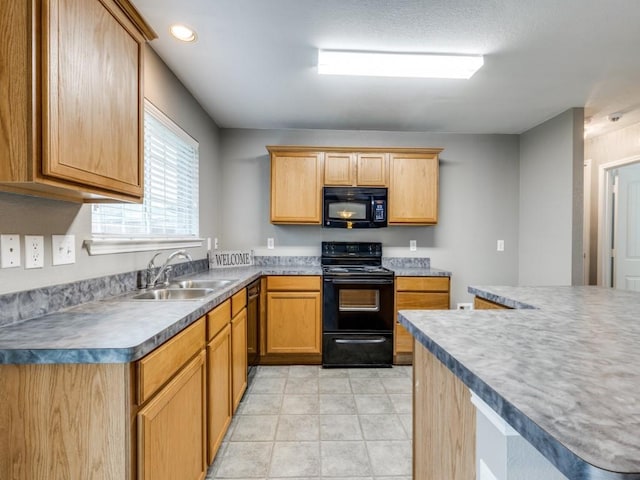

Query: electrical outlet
<box><xmin>410</xmin><ymin>240</ymin><xmax>417</xmax><ymax>251</ymax></box>
<box><xmin>52</xmin><ymin>235</ymin><xmax>76</xmax><ymax>265</ymax></box>
<box><xmin>497</xmin><ymin>239</ymin><xmax>505</xmax><ymax>252</ymax></box>
<box><xmin>457</xmin><ymin>302</ymin><xmax>473</xmax><ymax>310</ymax></box>
<box><xmin>214</xmin><ymin>237</ymin><xmax>219</xmax><ymax>249</ymax></box>
<box><xmin>267</xmin><ymin>237</ymin><xmax>274</xmax><ymax>249</ymax></box>
<box><xmin>0</xmin><ymin>234</ymin><xmax>21</xmax><ymax>268</ymax></box>
<box><xmin>24</xmin><ymin>235</ymin><xmax>44</xmax><ymax>269</ymax></box>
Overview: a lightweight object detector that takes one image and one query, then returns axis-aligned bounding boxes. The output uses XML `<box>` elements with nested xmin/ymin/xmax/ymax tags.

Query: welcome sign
<box><xmin>210</xmin><ymin>250</ymin><xmax>254</xmax><ymax>268</ymax></box>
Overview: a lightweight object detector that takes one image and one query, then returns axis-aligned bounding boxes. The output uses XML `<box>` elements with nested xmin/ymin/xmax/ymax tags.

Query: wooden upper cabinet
<box><xmin>268</xmin><ymin>147</ymin><xmax>324</xmax><ymax>224</ymax></box>
<box><xmin>267</xmin><ymin>146</ymin><xmax>441</xmax><ymax>225</ymax></box>
<box><xmin>356</xmin><ymin>152</ymin><xmax>387</xmax><ymax>186</ymax></box>
<box><xmin>389</xmin><ymin>151</ymin><xmax>441</xmax><ymax>224</ymax></box>
<box><xmin>324</xmin><ymin>151</ymin><xmax>387</xmax><ymax>186</ymax></box>
<box><xmin>0</xmin><ymin>0</ymin><xmax>155</xmax><ymax>203</ymax></box>
<box><xmin>324</xmin><ymin>152</ymin><xmax>355</xmax><ymax>185</ymax></box>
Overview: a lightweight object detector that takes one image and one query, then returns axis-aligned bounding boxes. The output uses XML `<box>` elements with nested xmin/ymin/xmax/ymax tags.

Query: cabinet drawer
<box><xmin>137</xmin><ymin>317</ymin><xmax>205</xmax><ymax>404</ymax></box>
<box><xmin>207</xmin><ymin>300</ymin><xmax>231</xmax><ymax>341</ymax></box>
<box><xmin>231</xmin><ymin>289</ymin><xmax>247</xmax><ymax>317</ymax></box>
<box><xmin>267</xmin><ymin>276</ymin><xmax>321</xmax><ymax>291</ymax></box>
<box><xmin>397</xmin><ymin>292</ymin><xmax>450</xmax><ymax>310</ymax></box>
<box><xmin>396</xmin><ymin>276</ymin><xmax>449</xmax><ymax>292</ymax></box>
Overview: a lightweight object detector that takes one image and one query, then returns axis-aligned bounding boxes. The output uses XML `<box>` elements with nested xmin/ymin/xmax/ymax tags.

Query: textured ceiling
<box><xmin>130</xmin><ymin>0</ymin><xmax>640</xmax><ymax>136</ymax></box>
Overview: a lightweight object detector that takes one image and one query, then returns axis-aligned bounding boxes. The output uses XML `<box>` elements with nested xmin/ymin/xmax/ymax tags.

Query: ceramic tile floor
<box><xmin>206</xmin><ymin>364</ymin><xmax>413</xmax><ymax>479</ymax></box>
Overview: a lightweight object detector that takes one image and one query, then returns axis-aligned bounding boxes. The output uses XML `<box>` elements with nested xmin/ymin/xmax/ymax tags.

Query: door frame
<box><xmin>597</xmin><ymin>154</ymin><xmax>640</xmax><ymax>286</ymax></box>
<box><xmin>583</xmin><ymin>159</ymin><xmax>592</xmax><ymax>285</ymax></box>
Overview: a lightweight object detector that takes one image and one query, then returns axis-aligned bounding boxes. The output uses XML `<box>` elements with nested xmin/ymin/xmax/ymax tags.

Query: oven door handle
<box><xmin>334</xmin><ymin>337</ymin><xmax>387</xmax><ymax>345</ymax></box>
<box><xmin>325</xmin><ymin>278</ymin><xmax>394</xmax><ymax>285</ymax></box>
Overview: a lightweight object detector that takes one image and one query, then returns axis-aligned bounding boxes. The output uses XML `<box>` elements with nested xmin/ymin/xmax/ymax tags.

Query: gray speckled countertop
<box><xmin>0</xmin><ymin>261</ymin><xmax>447</xmax><ymax>365</ymax></box>
<box><xmin>0</xmin><ymin>266</ymin><xmax>320</xmax><ymax>364</ymax></box>
<box><xmin>387</xmin><ymin>266</ymin><xmax>451</xmax><ymax>277</ymax></box>
<box><xmin>398</xmin><ymin>285</ymin><xmax>640</xmax><ymax>480</ymax></box>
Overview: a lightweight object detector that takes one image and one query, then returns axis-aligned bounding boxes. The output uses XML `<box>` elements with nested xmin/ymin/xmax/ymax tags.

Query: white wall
<box><xmin>0</xmin><ymin>46</ymin><xmax>222</xmax><ymax>294</ymax></box>
<box><xmin>518</xmin><ymin>108</ymin><xmax>584</xmax><ymax>286</ymax></box>
<box><xmin>219</xmin><ymin>128</ymin><xmax>521</xmax><ymax>306</ymax></box>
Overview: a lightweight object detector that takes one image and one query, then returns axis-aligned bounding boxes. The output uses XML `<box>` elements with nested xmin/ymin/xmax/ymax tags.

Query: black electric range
<box><xmin>321</xmin><ymin>241</ymin><xmax>394</xmax><ymax>367</ymax></box>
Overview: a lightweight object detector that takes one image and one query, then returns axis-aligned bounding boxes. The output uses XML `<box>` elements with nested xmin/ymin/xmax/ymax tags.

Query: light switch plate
<box><xmin>409</xmin><ymin>240</ymin><xmax>417</xmax><ymax>251</ymax></box>
<box><xmin>497</xmin><ymin>239</ymin><xmax>505</xmax><ymax>252</ymax></box>
<box><xmin>52</xmin><ymin>235</ymin><xmax>76</xmax><ymax>265</ymax></box>
<box><xmin>0</xmin><ymin>234</ymin><xmax>21</xmax><ymax>268</ymax></box>
<box><xmin>24</xmin><ymin>235</ymin><xmax>44</xmax><ymax>269</ymax></box>
<box><xmin>267</xmin><ymin>238</ymin><xmax>274</xmax><ymax>249</ymax></box>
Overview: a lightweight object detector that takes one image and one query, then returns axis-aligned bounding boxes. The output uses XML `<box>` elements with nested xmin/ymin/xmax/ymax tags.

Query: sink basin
<box><xmin>131</xmin><ymin>288</ymin><xmax>214</xmax><ymax>300</ymax></box>
<box><xmin>169</xmin><ymin>279</ymin><xmax>235</xmax><ymax>290</ymax></box>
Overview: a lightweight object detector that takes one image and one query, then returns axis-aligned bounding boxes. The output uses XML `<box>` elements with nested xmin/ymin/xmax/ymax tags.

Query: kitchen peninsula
<box><xmin>399</xmin><ymin>285</ymin><xmax>640</xmax><ymax>480</ymax></box>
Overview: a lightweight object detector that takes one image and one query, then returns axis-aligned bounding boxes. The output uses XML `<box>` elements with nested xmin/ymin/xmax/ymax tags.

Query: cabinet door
<box><xmin>266</xmin><ymin>291</ymin><xmax>321</xmax><ymax>354</ymax></box>
<box><xmin>138</xmin><ymin>351</ymin><xmax>206</xmax><ymax>480</ymax></box>
<box><xmin>43</xmin><ymin>0</ymin><xmax>144</xmax><ymax>198</ymax></box>
<box><xmin>270</xmin><ymin>151</ymin><xmax>323</xmax><ymax>223</ymax></box>
<box><xmin>395</xmin><ymin>278</ymin><xmax>450</xmax><ymax>357</ymax></box>
<box><xmin>474</xmin><ymin>297</ymin><xmax>510</xmax><ymax>310</ymax></box>
<box><xmin>324</xmin><ymin>152</ymin><xmax>355</xmax><ymax>185</ymax></box>
<box><xmin>356</xmin><ymin>153</ymin><xmax>387</xmax><ymax>186</ymax></box>
<box><xmin>207</xmin><ymin>324</ymin><xmax>232</xmax><ymax>464</ymax></box>
<box><xmin>389</xmin><ymin>153</ymin><xmax>439</xmax><ymax>224</ymax></box>
<box><xmin>231</xmin><ymin>308</ymin><xmax>248</xmax><ymax>413</ymax></box>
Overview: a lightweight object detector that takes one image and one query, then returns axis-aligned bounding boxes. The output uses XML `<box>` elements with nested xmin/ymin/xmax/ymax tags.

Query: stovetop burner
<box><xmin>321</xmin><ymin>241</ymin><xmax>393</xmax><ymax>278</ymax></box>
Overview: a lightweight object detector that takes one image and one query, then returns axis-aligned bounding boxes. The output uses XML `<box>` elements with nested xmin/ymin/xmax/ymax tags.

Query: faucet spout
<box><xmin>147</xmin><ymin>249</ymin><xmax>193</xmax><ymax>288</ymax></box>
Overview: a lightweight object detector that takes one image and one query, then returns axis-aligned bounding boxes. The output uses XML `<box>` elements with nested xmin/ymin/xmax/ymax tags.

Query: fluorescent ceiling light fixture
<box><xmin>317</xmin><ymin>50</ymin><xmax>484</xmax><ymax>79</ymax></box>
<box><xmin>170</xmin><ymin>24</ymin><xmax>197</xmax><ymax>42</ymax></box>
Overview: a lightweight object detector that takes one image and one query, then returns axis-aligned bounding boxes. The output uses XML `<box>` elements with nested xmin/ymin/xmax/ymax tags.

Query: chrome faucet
<box><xmin>146</xmin><ymin>249</ymin><xmax>193</xmax><ymax>288</ymax></box>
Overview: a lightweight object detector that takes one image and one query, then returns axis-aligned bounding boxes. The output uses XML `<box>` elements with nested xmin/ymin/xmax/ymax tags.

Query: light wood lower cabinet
<box><xmin>137</xmin><ymin>351</ymin><xmax>206</xmax><ymax>480</ymax></box>
<box><xmin>414</xmin><ymin>341</ymin><xmax>475</xmax><ymax>479</ymax></box>
<box><xmin>474</xmin><ymin>296</ymin><xmax>511</xmax><ymax>309</ymax></box>
<box><xmin>0</xmin><ymin>363</ymin><xmax>131</xmax><ymax>480</ymax></box>
<box><xmin>206</xmin><ymin>323</ymin><xmax>231</xmax><ymax>464</ymax></box>
<box><xmin>231</xmin><ymin>290</ymin><xmax>248</xmax><ymax>412</ymax></box>
<box><xmin>394</xmin><ymin>276</ymin><xmax>450</xmax><ymax>364</ymax></box>
<box><xmin>265</xmin><ymin>276</ymin><xmax>322</xmax><ymax>361</ymax></box>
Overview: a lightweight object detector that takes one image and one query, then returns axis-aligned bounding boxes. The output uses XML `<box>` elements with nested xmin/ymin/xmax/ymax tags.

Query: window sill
<box><xmin>84</xmin><ymin>237</ymin><xmax>204</xmax><ymax>256</ymax></box>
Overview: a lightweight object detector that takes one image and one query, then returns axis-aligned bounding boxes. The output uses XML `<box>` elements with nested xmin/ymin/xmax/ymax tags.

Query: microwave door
<box><xmin>327</xmin><ymin>201</ymin><xmax>368</xmax><ymax>222</ymax></box>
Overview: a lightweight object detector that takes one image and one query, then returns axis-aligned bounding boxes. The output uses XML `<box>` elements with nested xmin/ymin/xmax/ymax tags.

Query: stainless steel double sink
<box><xmin>130</xmin><ymin>279</ymin><xmax>236</xmax><ymax>300</ymax></box>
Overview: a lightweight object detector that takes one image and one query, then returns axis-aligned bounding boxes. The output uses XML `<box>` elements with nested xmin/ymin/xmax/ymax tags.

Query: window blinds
<box><xmin>92</xmin><ymin>100</ymin><xmax>199</xmax><ymax>238</ymax></box>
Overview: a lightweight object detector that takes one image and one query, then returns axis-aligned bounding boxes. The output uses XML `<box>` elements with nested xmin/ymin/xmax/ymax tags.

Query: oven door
<box><xmin>322</xmin><ymin>277</ymin><xmax>394</xmax><ymax>332</ymax></box>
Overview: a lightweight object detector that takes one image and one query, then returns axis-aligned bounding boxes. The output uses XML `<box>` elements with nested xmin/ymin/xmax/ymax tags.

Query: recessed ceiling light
<box><xmin>170</xmin><ymin>24</ymin><xmax>197</xmax><ymax>42</ymax></box>
<box><xmin>317</xmin><ymin>50</ymin><xmax>484</xmax><ymax>79</ymax></box>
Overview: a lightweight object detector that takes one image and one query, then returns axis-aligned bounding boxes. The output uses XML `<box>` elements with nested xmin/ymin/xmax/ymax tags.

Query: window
<box><xmin>89</xmin><ymin>100</ymin><xmax>200</xmax><ymax>253</ymax></box>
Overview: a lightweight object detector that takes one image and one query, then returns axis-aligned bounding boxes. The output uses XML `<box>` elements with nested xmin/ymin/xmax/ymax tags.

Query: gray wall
<box><xmin>585</xmin><ymin>121</ymin><xmax>640</xmax><ymax>284</ymax></box>
<box><xmin>0</xmin><ymin>46</ymin><xmax>222</xmax><ymax>294</ymax></box>
<box><xmin>219</xmin><ymin>128</ymin><xmax>521</xmax><ymax>306</ymax></box>
<box><xmin>518</xmin><ymin>108</ymin><xmax>584</xmax><ymax>286</ymax></box>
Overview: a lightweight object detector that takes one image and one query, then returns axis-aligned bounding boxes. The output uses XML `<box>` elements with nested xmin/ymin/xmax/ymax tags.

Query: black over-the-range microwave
<box><xmin>323</xmin><ymin>187</ymin><xmax>387</xmax><ymax>228</ymax></box>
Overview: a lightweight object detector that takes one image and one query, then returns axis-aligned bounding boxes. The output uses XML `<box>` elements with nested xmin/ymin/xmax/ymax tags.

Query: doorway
<box><xmin>598</xmin><ymin>155</ymin><xmax>640</xmax><ymax>290</ymax></box>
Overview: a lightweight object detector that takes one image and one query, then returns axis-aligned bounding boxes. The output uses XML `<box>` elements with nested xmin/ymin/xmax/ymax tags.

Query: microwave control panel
<box><xmin>374</xmin><ymin>200</ymin><xmax>386</xmax><ymax>221</ymax></box>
